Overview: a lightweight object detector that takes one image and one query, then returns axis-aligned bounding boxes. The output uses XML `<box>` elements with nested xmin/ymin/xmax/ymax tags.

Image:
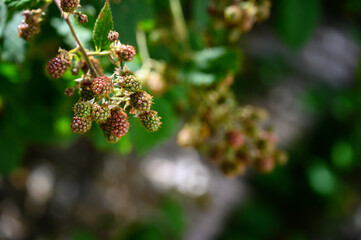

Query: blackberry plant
<box><xmin>16</xmin><ymin>0</ymin><xmax>162</xmax><ymax>143</ymax></box>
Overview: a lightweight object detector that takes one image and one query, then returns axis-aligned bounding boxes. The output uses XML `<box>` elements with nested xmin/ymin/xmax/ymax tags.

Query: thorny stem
<box><xmin>54</xmin><ymin>0</ymin><xmax>99</xmax><ymax>77</ymax></box>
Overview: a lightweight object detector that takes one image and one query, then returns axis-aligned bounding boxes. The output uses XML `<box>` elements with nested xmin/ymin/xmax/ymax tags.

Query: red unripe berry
<box><xmin>70</xmin><ymin>115</ymin><xmax>92</xmax><ymax>134</ymax></box>
<box><xmin>116</xmin><ymin>44</ymin><xmax>136</xmax><ymax>62</ymax></box>
<box><xmin>47</xmin><ymin>50</ymin><xmax>72</xmax><ymax>79</ymax></box>
<box><xmin>92</xmin><ymin>76</ymin><xmax>114</xmax><ymax>96</ymax></box>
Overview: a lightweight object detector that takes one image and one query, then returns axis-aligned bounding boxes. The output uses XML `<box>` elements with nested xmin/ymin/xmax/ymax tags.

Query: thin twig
<box><xmin>54</xmin><ymin>0</ymin><xmax>99</xmax><ymax>77</ymax></box>
<box><xmin>87</xmin><ymin>51</ymin><xmax>111</xmax><ymax>56</ymax></box>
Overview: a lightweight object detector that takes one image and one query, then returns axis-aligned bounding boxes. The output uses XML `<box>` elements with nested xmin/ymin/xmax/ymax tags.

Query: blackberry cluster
<box><xmin>177</xmin><ymin>77</ymin><xmax>287</xmax><ymax>177</ymax></box>
<box><xmin>60</xmin><ymin>0</ymin><xmax>80</xmax><ymax>13</ymax></box>
<box><xmin>207</xmin><ymin>0</ymin><xmax>271</xmax><ymax>42</ymax></box>
<box><xmin>16</xmin><ymin>3</ymin><xmax>162</xmax><ymax>144</ymax></box>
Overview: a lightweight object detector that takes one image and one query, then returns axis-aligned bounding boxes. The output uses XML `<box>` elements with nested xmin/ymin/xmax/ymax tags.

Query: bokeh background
<box><xmin>1</xmin><ymin>0</ymin><xmax>361</xmax><ymax>239</ymax></box>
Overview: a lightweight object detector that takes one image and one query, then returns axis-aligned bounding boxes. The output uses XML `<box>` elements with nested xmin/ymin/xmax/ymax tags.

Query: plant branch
<box><xmin>169</xmin><ymin>0</ymin><xmax>191</xmax><ymax>52</ymax></box>
<box><xmin>136</xmin><ymin>29</ymin><xmax>150</xmax><ymax>63</ymax></box>
<box><xmin>54</xmin><ymin>0</ymin><xmax>99</xmax><ymax>77</ymax></box>
<box><xmin>87</xmin><ymin>51</ymin><xmax>111</xmax><ymax>56</ymax></box>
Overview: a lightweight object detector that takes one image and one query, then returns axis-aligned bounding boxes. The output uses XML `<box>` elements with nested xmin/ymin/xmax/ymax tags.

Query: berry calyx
<box><xmin>120</xmin><ymin>75</ymin><xmax>141</xmax><ymax>92</ymax></box>
<box><xmin>46</xmin><ymin>49</ymin><xmax>72</xmax><ymax>79</ymax></box>
<box><xmin>73</xmin><ymin>101</ymin><xmax>91</xmax><ymax>118</ymax></box>
<box><xmin>91</xmin><ymin>103</ymin><xmax>111</xmax><ymax>123</ymax></box>
<box><xmin>92</xmin><ymin>76</ymin><xmax>114</xmax><ymax>96</ymax></box>
<box><xmin>70</xmin><ymin>115</ymin><xmax>92</xmax><ymax>134</ymax></box>
<box><xmin>139</xmin><ymin>110</ymin><xmax>162</xmax><ymax>132</ymax></box>
<box><xmin>61</xmin><ymin>0</ymin><xmax>80</xmax><ymax>13</ymax></box>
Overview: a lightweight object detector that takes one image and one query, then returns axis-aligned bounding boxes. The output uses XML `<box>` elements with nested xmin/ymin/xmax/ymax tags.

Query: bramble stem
<box><xmin>54</xmin><ymin>0</ymin><xmax>99</xmax><ymax>77</ymax></box>
<box><xmin>87</xmin><ymin>51</ymin><xmax>111</xmax><ymax>56</ymax></box>
<box><xmin>169</xmin><ymin>0</ymin><xmax>190</xmax><ymax>52</ymax></box>
<box><xmin>136</xmin><ymin>29</ymin><xmax>150</xmax><ymax>63</ymax></box>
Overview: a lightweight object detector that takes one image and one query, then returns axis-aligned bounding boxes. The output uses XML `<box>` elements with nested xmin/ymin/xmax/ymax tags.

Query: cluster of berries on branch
<box><xmin>207</xmin><ymin>0</ymin><xmax>271</xmax><ymax>42</ymax></box>
<box><xmin>176</xmin><ymin>75</ymin><xmax>287</xmax><ymax>177</ymax></box>
<box><xmin>19</xmin><ymin>0</ymin><xmax>161</xmax><ymax>143</ymax></box>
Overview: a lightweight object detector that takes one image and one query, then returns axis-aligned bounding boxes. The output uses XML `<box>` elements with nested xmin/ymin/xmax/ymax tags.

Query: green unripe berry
<box><xmin>139</xmin><ymin>110</ymin><xmax>162</xmax><ymax>132</ymax></box>
<box><xmin>73</xmin><ymin>101</ymin><xmax>91</xmax><ymax>118</ymax></box>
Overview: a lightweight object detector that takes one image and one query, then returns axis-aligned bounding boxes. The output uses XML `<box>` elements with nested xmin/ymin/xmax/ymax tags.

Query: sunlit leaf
<box><xmin>93</xmin><ymin>0</ymin><xmax>113</xmax><ymax>51</ymax></box>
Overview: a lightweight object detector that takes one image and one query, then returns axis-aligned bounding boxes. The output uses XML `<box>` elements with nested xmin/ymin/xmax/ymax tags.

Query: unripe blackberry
<box><xmin>61</xmin><ymin>0</ymin><xmax>80</xmax><ymax>13</ymax></box>
<box><xmin>140</xmin><ymin>110</ymin><xmax>162</xmax><ymax>132</ymax></box>
<box><xmin>256</xmin><ymin>157</ymin><xmax>275</xmax><ymax>173</ymax></box>
<box><xmin>18</xmin><ymin>18</ymin><xmax>40</xmax><ymax>41</ymax></box>
<box><xmin>177</xmin><ymin>126</ymin><xmax>195</xmax><ymax>147</ymax></box>
<box><xmin>109</xmin><ymin>107</ymin><xmax>129</xmax><ymax>138</ymax></box>
<box><xmin>70</xmin><ymin>115</ymin><xmax>92</xmax><ymax>134</ymax></box>
<box><xmin>108</xmin><ymin>30</ymin><xmax>119</xmax><ymax>41</ymax></box>
<box><xmin>116</xmin><ymin>44</ymin><xmax>136</xmax><ymax>62</ymax></box>
<box><xmin>80</xmin><ymin>58</ymin><xmax>104</xmax><ymax>76</ymax></box>
<box><xmin>91</xmin><ymin>103</ymin><xmax>110</xmax><ymax>123</ymax></box>
<box><xmin>220</xmin><ymin>160</ymin><xmax>246</xmax><ymax>177</ymax></box>
<box><xmin>78</xmin><ymin>14</ymin><xmax>88</xmax><ymax>23</ymax></box>
<box><xmin>92</xmin><ymin>76</ymin><xmax>114</xmax><ymax>96</ymax></box>
<box><xmin>71</xmin><ymin>67</ymin><xmax>79</xmax><ymax>75</ymax></box>
<box><xmin>100</xmin><ymin>121</ymin><xmax>120</xmax><ymax>143</ymax></box>
<box><xmin>226</xmin><ymin>130</ymin><xmax>244</xmax><ymax>150</ymax></box>
<box><xmin>47</xmin><ymin>50</ymin><xmax>72</xmax><ymax>79</ymax></box>
<box><xmin>115</xmin><ymin>65</ymin><xmax>134</xmax><ymax>78</ymax></box>
<box><xmin>130</xmin><ymin>90</ymin><xmax>153</xmax><ymax>111</ymax></box>
<box><xmin>144</xmin><ymin>72</ymin><xmax>166</xmax><ymax>95</ymax></box>
<box><xmin>73</xmin><ymin>101</ymin><xmax>91</xmax><ymax>118</ymax></box>
<box><xmin>65</xmin><ymin>88</ymin><xmax>74</xmax><ymax>96</ymax></box>
<box><xmin>80</xmin><ymin>88</ymin><xmax>95</xmax><ymax>101</ymax></box>
<box><xmin>121</xmin><ymin>75</ymin><xmax>141</xmax><ymax>92</ymax></box>
<box><xmin>224</xmin><ymin>5</ymin><xmax>243</xmax><ymax>25</ymax></box>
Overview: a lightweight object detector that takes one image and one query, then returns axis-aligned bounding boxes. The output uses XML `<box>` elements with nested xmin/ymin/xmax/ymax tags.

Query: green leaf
<box><xmin>273</xmin><ymin>0</ymin><xmax>321</xmax><ymax>49</ymax></box>
<box><xmin>186</xmin><ymin>71</ymin><xmax>216</xmax><ymax>86</ymax></box>
<box><xmin>93</xmin><ymin>0</ymin><xmax>114</xmax><ymax>51</ymax></box>
<box><xmin>194</xmin><ymin>47</ymin><xmax>242</xmax><ymax>73</ymax></box>
<box><xmin>0</xmin><ymin>0</ymin><xmax>7</xmax><ymax>38</ymax></box>
<box><xmin>1</xmin><ymin>12</ymin><xmax>26</xmax><ymax>63</ymax></box>
<box><xmin>4</xmin><ymin>0</ymin><xmax>40</xmax><ymax>10</ymax></box>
